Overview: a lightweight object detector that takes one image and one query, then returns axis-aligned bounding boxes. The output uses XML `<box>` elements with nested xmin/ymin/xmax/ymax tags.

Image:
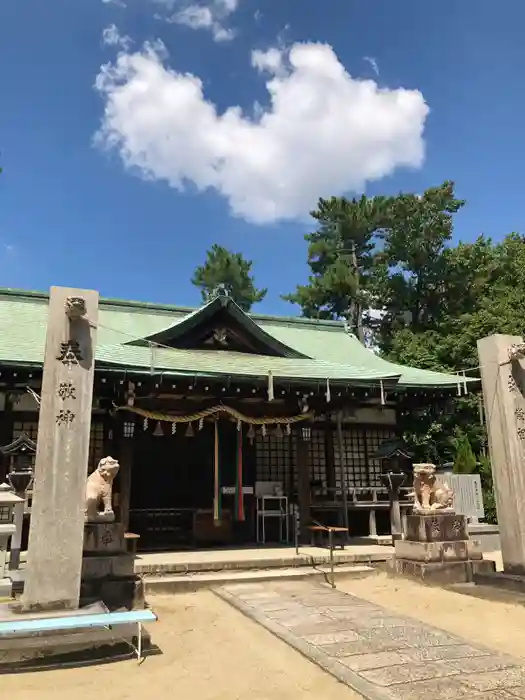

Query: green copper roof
<box><xmin>0</xmin><ymin>288</ymin><xmax>476</xmax><ymax>390</ymax></box>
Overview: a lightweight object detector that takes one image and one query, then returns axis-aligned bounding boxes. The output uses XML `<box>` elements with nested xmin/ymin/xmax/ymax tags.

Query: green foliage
<box><xmin>283</xmin><ymin>195</ymin><xmax>391</xmax><ymax>338</ymax></box>
<box><xmin>287</xmin><ymin>181</ymin><xmax>525</xmax><ymax>478</ymax></box>
<box><xmin>192</xmin><ymin>244</ymin><xmax>267</xmax><ymax>312</ymax></box>
<box><xmin>451</xmin><ymin>433</ymin><xmax>477</xmax><ymax>474</ymax></box>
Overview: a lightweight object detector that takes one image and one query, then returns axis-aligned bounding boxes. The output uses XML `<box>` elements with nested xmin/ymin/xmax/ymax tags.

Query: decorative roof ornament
<box><xmin>209</xmin><ymin>284</ymin><xmax>230</xmax><ymax>301</ymax></box>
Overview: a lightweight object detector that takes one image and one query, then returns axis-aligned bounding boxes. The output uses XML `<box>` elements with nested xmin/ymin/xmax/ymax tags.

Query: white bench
<box><xmin>0</xmin><ymin>608</ymin><xmax>157</xmax><ymax>663</ymax></box>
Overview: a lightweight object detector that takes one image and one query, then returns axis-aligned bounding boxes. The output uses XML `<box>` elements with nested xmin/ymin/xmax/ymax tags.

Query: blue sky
<box><xmin>1</xmin><ymin>0</ymin><xmax>524</xmax><ymax>315</ymax></box>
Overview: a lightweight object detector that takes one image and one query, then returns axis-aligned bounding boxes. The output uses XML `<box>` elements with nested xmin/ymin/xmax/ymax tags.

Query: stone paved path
<box><xmin>215</xmin><ymin>580</ymin><xmax>525</xmax><ymax>700</ymax></box>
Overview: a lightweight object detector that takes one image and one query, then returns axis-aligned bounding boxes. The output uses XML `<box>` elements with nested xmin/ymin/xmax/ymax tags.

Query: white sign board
<box><xmin>437</xmin><ymin>473</ymin><xmax>485</xmax><ymax>521</ymax></box>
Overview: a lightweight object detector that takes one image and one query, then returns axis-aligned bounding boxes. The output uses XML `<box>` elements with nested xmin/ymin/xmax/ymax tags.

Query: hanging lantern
<box><xmin>199</xmin><ymin>417</ymin><xmax>204</xmax><ymax>431</ymax></box>
<box><xmin>171</xmin><ymin>422</ymin><xmax>177</xmax><ymax>435</ymax></box>
<box><xmin>153</xmin><ymin>421</ymin><xmax>164</xmax><ymax>437</ymax></box>
<box><xmin>143</xmin><ymin>417</ymin><xmax>148</xmax><ymax>431</ymax></box>
<box><xmin>274</xmin><ymin>424</ymin><xmax>283</xmax><ymax>439</ymax></box>
<box><xmin>186</xmin><ymin>422</ymin><xmax>194</xmax><ymax>438</ymax></box>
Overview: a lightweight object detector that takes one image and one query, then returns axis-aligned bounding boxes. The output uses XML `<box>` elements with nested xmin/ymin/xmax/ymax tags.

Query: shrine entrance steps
<box><xmin>144</xmin><ymin>563</ymin><xmax>376</xmax><ymax>594</ymax></box>
<box><xmin>216</xmin><ymin>580</ymin><xmax>525</xmax><ymax>700</ymax></box>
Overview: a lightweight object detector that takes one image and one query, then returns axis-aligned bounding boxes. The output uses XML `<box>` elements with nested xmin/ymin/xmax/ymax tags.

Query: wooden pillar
<box><xmin>0</xmin><ymin>391</ymin><xmax>14</xmax><ymax>482</ymax></box>
<box><xmin>117</xmin><ymin>416</ymin><xmax>134</xmax><ymax>532</ymax></box>
<box><xmin>336</xmin><ymin>412</ymin><xmax>350</xmax><ymax>534</ymax></box>
<box><xmin>296</xmin><ymin>428</ymin><xmax>311</xmax><ymax>543</ymax></box>
<box><xmin>324</xmin><ymin>418</ymin><xmax>336</xmax><ymax>493</ymax></box>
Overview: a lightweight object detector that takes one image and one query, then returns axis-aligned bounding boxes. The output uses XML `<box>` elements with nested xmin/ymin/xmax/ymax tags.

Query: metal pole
<box><xmin>336</xmin><ymin>412</ymin><xmax>349</xmax><ymax>537</ymax></box>
<box><xmin>294</xmin><ymin>504</ymin><xmax>300</xmax><ymax>555</ymax></box>
<box><xmin>329</xmin><ymin>528</ymin><xmax>335</xmax><ymax>588</ymax></box>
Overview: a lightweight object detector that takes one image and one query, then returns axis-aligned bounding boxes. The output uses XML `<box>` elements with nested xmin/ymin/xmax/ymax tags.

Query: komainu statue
<box><xmin>409</xmin><ymin>463</ymin><xmax>454</xmax><ymax>514</ymax></box>
<box><xmin>64</xmin><ymin>296</ymin><xmax>87</xmax><ymax>320</ymax></box>
<box><xmin>85</xmin><ymin>456</ymin><xmax>120</xmax><ymax>522</ymax></box>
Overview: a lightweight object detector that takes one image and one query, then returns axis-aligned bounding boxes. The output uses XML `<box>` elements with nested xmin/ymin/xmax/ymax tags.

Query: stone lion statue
<box><xmin>409</xmin><ymin>463</ymin><xmax>455</xmax><ymax>514</ymax></box>
<box><xmin>65</xmin><ymin>296</ymin><xmax>87</xmax><ymax>320</ymax></box>
<box><xmin>85</xmin><ymin>456</ymin><xmax>120</xmax><ymax>522</ymax></box>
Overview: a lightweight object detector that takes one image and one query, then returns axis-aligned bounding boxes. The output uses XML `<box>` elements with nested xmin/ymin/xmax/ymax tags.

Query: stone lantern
<box><xmin>0</xmin><ymin>483</ymin><xmax>23</xmax><ymax>596</ymax></box>
<box><xmin>372</xmin><ymin>438</ymin><xmax>413</xmax><ymax>543</ymax></box>
<box><xmin>0</xmin><ymin>433</ymin><xmax>36</xmax><ymax>571</ymax></box>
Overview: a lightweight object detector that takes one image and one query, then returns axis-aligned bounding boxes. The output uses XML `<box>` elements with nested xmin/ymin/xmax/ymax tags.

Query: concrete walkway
<box><xmin>216</xmin><ymin>580</ymin><xmax>525</xmax><ymax>700</ymax></box>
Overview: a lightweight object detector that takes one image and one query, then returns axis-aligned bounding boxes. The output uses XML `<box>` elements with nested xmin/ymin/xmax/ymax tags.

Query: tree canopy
<box><xmin>191</xmin><ymin>244</ymin><xmax>267</xmax><ymax>312</ymax></box>
<box><xmin>285</xmin><ymin>181</ymin><xmax>525</xmax><ymax>471</ymax></box>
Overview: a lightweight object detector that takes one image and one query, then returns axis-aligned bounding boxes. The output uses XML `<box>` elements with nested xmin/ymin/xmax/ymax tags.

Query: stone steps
<box><xmin>144</xmin><ymin>563</ymin><xmax>378</xmax><ymax>593</ymax></box>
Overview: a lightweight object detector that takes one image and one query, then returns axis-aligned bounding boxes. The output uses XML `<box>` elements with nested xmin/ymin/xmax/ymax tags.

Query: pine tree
<box><xmin>191</xmin><ymin>244</ymin><xmax>267</xmax><ymax>312</ymax></box>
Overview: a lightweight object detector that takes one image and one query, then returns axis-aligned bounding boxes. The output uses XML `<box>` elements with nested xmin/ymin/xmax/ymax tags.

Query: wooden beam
<box><xmin>296</xmin><ymin>429</ymin><xmax>311</xmax><ymax>543</ymax></box>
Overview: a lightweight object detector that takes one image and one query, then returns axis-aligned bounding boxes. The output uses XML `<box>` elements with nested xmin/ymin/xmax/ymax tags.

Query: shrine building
<box><xmin>0</xmin><ymin>287</ymin><xmax>475</xmax><ymax>551</ymax></box>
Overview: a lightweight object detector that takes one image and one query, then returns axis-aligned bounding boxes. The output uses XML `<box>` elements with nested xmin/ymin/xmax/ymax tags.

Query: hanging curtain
<box><xmin>213</xmin><ymin>420</ymin><xmax>222</xmax><ymax>523</ymax></box>
<box><xmin>235</xmin><ymin>424</ymin><xmax>245</xmax><ymax>521</ymax></box>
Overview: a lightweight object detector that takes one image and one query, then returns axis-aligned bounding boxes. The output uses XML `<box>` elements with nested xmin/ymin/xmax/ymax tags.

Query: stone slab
<box><xmin>393</xmin><ymin>557</ymin><xmax>496</xmax><ymax>584</ymax></box>
<box><xmin>83</xmin><ymin>523</ymin><xmax>125</xmax><ymax>554</ymax></box>
<box><xmin>405</xmin><ymin>513</ymin><xmax>468</xmax><ymax>543</ymax></box>
<box><xmin>81</xmin><ymin>553</ymin><xmax>135</xmax><ymax>580</ymax></box>
<box><xmin>21</xmin><ymin>287</ymin><xmax>99</xmax><ymax>612</ymax></box>
<box><xmin>395</xmin><ymin>539</ymin><xmax>471</xmax><ymax>563</ymax></box>
<box><xmin>474</xmin><ymin>571</ymin><xmax>525</xmax><ymax>595</ymax></box>
<box><xmin>215</xmin><ymin>579</ymin><xmax>525</xmax><ymax>700</ymax></box>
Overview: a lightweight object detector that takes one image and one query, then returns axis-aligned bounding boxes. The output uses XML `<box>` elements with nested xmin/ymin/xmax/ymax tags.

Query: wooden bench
<box><xmin>308</xmin><ymin>524</ymin><xmax>348</xmax><ymax>549</ymax></box>
<box><xmin>0</xmin><ymin>608</ymin><xmax>157</xmax><ymax>663</ymax></box>
<box><xmin>124</xmin><ymin>532</ymin><xmax>140</xmax><ymax>555</ymax></box>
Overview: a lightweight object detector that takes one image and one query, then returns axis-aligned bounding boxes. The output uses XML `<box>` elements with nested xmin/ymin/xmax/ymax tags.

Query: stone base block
<box><xmin>473</xmin><ymin>570</ymin><xmax>525</xmax><ymax>594</ymax></box>
<box><xmin>405</xmin><ymin>513</ymin><xmax>468</xmax><ymax>543</ymax></box>
<box><xmin>392</xmin><ymin>557</ymin><xmax>496</xmax><ymax>584</ymax></box>
<box><xmin>84</xmin><ymin>523</ymin><xmax>125</xmax><ymax>554</ymax></box>
<box><xmin>395</xmin><ymin>538</ymin><xmax>483</xmax><ymax>563</ymax></box>
<box><xmin>0</xmin><ymin>623</ymin><xmax>153</xmax><ymax>672</ymax></box>
<box><xmin>80</xmin><ymin>576</ymin><xmax>145</xmax><ymax>611</ymax></box>
<box><xmin>82</xmin><ymin>554</ymin><xmax>135</xmax><ymax>580</ymax></box>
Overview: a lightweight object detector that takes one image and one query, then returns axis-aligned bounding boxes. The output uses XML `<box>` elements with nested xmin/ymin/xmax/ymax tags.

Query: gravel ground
<box><xmin>4</xmin><ymin>591</ymin><xmax>361</xmax><ymax>700</ymax></box>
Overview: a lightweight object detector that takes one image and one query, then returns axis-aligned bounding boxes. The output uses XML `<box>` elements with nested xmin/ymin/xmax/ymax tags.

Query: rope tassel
<box><xmin>268</xmin><ymin>370</ymin><xmax>274</xmax><ymax>401</ymax></box>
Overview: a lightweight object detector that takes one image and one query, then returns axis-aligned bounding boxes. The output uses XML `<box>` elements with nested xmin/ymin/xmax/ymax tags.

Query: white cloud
<box><xmin>363</xmin><ymin>56</ymin><xmax>379</xmax><ymax>77</ymax></box>
<box><xmin>102</xmin><ymin>0</ymin><xmax>127</xmax><ymax>7</ymax></box>
<box><xmin>162</xmin><ymin>0</ymin><xmax>238</xmax><ymax>42</ymax></box>
<box><xmin>102</xmin><ymin>24</ymin><xmax>132</xmax><ymax>50</ymax></box>
<box><xmin>94</xmin><ymin>40</ymin><xmax>429</xmax><ymax>224</ymax></box>
<box><xmin>251</xmin><ymin>47</ymin><xmax>284</xmax><ymax>75</ymax></box>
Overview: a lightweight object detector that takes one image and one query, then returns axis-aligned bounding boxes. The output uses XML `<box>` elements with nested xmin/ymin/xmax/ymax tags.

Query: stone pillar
<box><xmin>21</xmin><ymin>288</ymin><xmax>99</xmax><ymax>612</ymax></box>
<box><xmin>8</xmin><ymin>500</ymin><xmax>24</xmax><ymax>570</ymax></box>
<box><xmin>477</xmin><ymin>334</ymin><xmax>525</xmax><ymax>574</ymax></box>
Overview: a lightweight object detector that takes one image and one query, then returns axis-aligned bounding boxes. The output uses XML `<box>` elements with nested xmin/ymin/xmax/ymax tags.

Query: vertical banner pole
<box><xmin>235</xmin><ymin>424</ymin><xmax>245</xmax><ymax>521</ymax></box>
<box><xmin>213</xmin><ymin>420</ymin><xmax>221</xmax><ymax>522</ymax></box>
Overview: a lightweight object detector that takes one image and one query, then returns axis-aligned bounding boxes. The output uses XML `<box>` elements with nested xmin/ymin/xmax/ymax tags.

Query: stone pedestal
<box><xmin>393</xmin><ymin>513</ymin><xmax>495</xmax><ymax>584</ymax></box>
<box><xmin>81</xmin><ymin>523</ymin><xmax>144</xmax><ymax>611</ymax></box>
